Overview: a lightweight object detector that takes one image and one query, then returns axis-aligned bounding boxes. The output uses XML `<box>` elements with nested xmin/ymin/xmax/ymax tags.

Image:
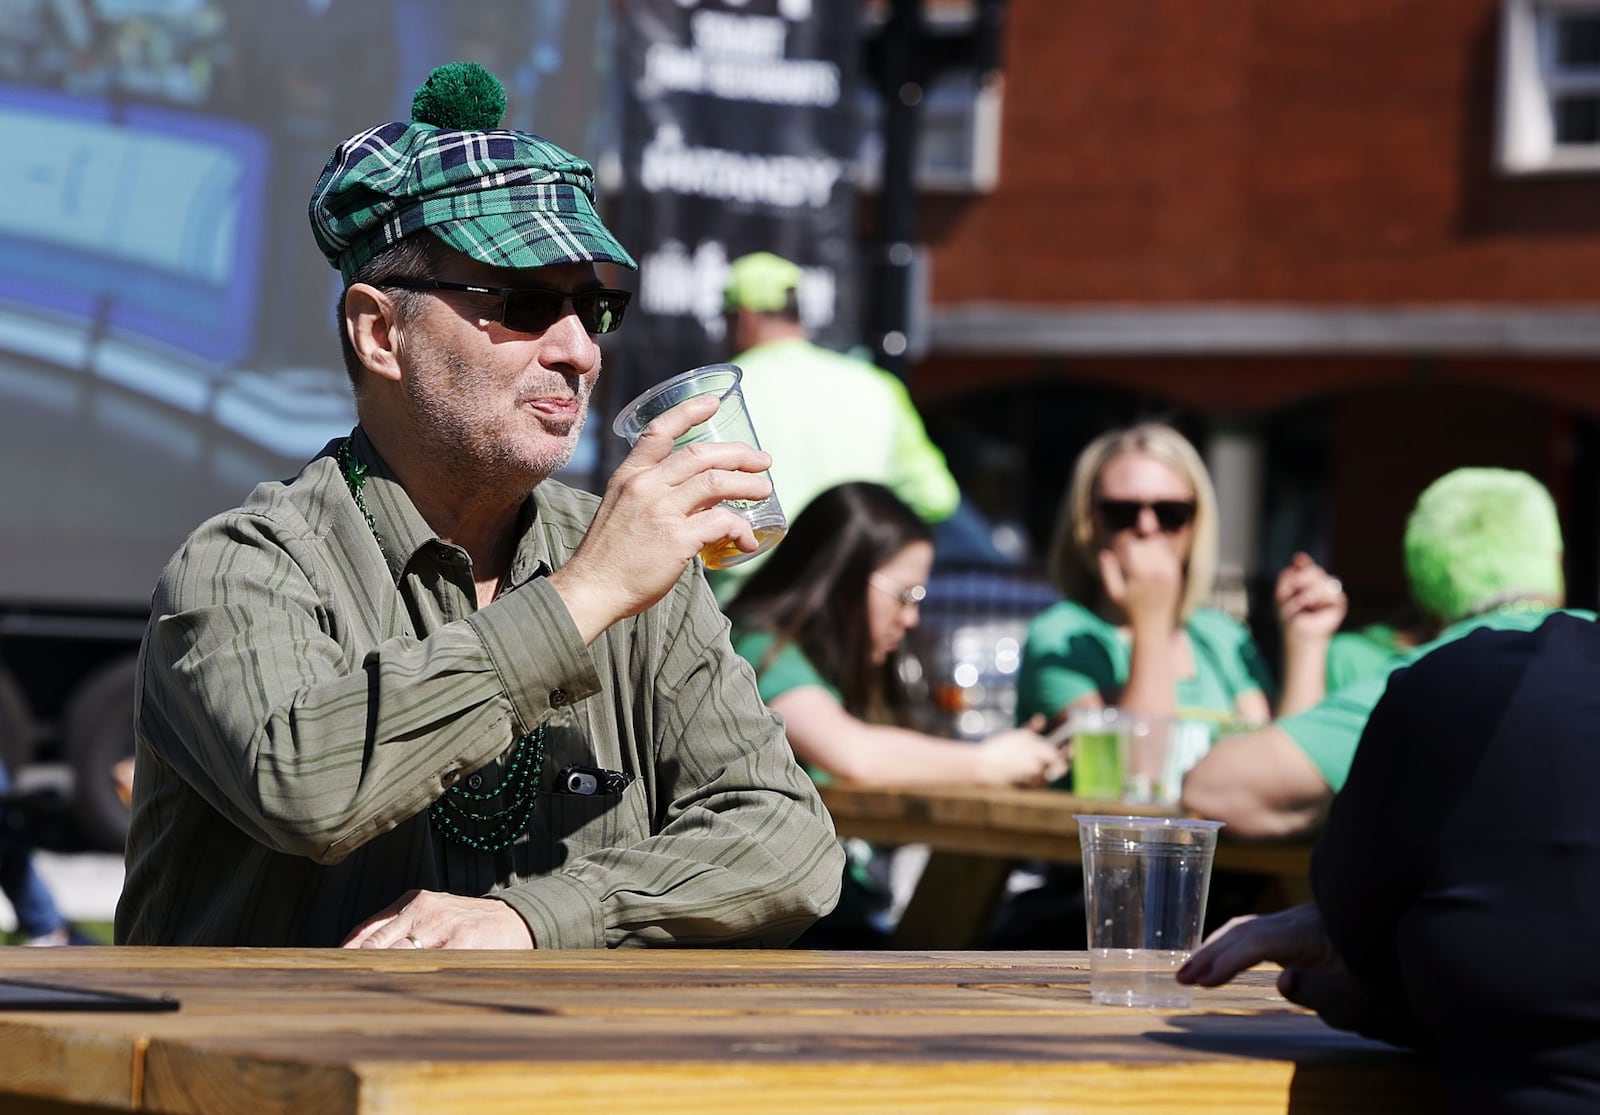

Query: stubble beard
<box><xmin>405</xmin><ymin>346</ymin><xmax>593</xmax><ymax>502</ymax></box>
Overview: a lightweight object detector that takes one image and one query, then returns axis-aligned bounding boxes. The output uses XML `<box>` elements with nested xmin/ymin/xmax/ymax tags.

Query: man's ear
<box><xmin>345</xmin><ymin>283</ymin><xmax>405</xmax><ymax>384</ymax></box>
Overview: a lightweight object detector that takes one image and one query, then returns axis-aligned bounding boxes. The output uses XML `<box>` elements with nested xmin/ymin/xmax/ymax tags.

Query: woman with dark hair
<box><xmin>728</xmin><ymin>483</ymin><xmax>1064</xmax><ymax>786</ymax></box>
<box><xmin>727</xmin><ymin>483</ymin><xmax>1065</xmax><ymax>946</ymax></box>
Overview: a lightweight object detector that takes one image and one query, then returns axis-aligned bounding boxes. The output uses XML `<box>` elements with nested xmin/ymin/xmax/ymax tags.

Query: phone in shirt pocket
<box><xmin>517</xmin><ymin>764</ymin><xmax>645</xmax><ymax>874</ymax></box>
<box><xmin>554</xmin><ymin>765</ymin><xmax>635</xmax><ymax>796</ymax></box>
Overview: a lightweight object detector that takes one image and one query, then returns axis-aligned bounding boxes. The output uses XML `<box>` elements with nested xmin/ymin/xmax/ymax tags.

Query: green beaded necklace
<box><xmin>336</xmin><ymin>438</ymin><xmax>545</xmax><ymax>853</ymax></box>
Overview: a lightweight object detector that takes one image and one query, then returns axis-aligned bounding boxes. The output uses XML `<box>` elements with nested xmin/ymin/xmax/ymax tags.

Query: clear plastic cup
<box><xmin>612</xmin><ymin>363</ymin><xmax>786</xmax><ymax>569</ymax></box>
<box><xmin>1124</xmin><ymin>718</ymin><xmax>1215</xmax><ymax>805</ymax></box>
<box><xmin>1075</xmin><ymin>814</ymin><xmax>1224</xmax><ymax>1008</ymax></box>
<box><xmin>1065</xmin><ymin>709</ymin><xmax>1214</xmax><ymax>805</ymax></box>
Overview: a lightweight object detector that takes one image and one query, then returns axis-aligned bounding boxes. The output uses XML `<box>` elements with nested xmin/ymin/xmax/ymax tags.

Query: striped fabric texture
<box><xmin>117</xmin><ymin>429</ymin><xmax>842</xmax><ymax>947</ymax></box>
<box><xmin>309</xmin><ymin>121</ymin><xmax>637</xmax><ymax>282</ymax></box>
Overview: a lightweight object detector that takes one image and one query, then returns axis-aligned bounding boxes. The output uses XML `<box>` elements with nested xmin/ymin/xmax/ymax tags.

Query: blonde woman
<box><xmin>1015</xmin><ymin>423</ymin><xmax>1345</xmax><ymax>734</ymax></box>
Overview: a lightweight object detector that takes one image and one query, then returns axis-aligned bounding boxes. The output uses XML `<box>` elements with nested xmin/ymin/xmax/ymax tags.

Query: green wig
<box><xmin>1403</xmin><ymin>468</ymin><xmax>1564</xmax><ymax>624</ymax></box>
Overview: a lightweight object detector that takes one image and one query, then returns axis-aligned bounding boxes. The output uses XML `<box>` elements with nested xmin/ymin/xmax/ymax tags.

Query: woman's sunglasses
<box><xmin>1095</xmin><ymin>499</ymin><xmax>1197</xmax><ymax>533</ymax></box>
<box><xmin>377</xmin><ymin>278</ymin><xmax>630</xmax><ymax>335</ymax></box>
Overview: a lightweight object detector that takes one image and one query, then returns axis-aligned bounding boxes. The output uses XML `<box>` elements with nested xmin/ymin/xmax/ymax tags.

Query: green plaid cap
<box><xmin>309</xmin><ymin>120</ymin><xmax>636</xmax><ymax>282</ymax></box>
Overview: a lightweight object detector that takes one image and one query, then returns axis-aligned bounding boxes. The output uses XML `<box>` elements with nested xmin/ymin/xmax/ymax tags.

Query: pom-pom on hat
<box><xmin>309</xmin><ymin>61</ymin><xmax>635</xmax><ymax>283</ymax></box>
<box><xmin>723</xmin><ymin>251</ymin><xmax>802</xmax><ymax>313</ymax></box>
<box><xmin>1403</xmin><ymin>467</ymin><xmax>1564</xmax><ymax>623</ymax></box>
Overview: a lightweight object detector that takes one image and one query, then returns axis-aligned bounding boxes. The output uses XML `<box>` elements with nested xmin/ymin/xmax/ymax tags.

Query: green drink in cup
<box><xmin>1071</xmin><ymin>733</ymin><xmax>1123</xmax><ymax>798</ymax></box>
<box><xmin>1064</xmin><ymin>708</ymin><xmax>1202</xmax><ymax>801</ymax></box>
<box><xmin>1066</xmin><ymin>708</ymin><xmax>1128</xmax><ymax>799</ymax></box>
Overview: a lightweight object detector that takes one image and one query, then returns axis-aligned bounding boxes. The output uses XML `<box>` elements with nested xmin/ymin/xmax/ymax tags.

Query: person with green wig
<box><xmin>1325</xmin><ymin>465</ymin><xmax>1570</xmax><ymax>688</ymax></box>
<box><xmin>1181</xmin><ymin>467</ymin><xmax>1586</xmax><ymax>838</ymax></box>
<box><xmin>1179</xmin><ymin>473</ymin><xmax>1600</xmax><ymax>1113</ymax></box>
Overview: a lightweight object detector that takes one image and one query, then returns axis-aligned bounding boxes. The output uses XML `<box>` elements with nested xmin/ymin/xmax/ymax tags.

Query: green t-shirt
<box><xmin>728</xmin><ymin>627</ymin><xmax>887</xmax><ymax>934</ymax></box>
<box><xmin>1325</xmin><ymin>623</ymin><xmax>1404</xmax><ymax>692</ymax></box>
<box><xmin>729</xmin><ymin>629</ymin><xmax>841</xmax><ymax>715</ymax></box>
<box><xmin>1014</xmin><ymin>601</ymin><xmax>1274</xmax><ymax>726</ymax></box>
<box><xmin>1282</xmin><ymin>607</ymin><xmax>1595</xmax><ymax>793</ymax></box>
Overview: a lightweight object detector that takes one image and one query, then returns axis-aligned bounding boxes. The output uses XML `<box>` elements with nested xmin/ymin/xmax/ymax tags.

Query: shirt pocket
<box><xmin>517</xmin><ymin>779</ymin><xmax>650</xmax><ymax>876</ymax></box>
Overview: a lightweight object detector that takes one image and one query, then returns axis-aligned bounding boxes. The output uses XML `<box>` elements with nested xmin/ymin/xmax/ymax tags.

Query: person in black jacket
<box><xmin>1178</xmin><ymin>611</ymin><xmax>1600</xmax><ymax>1114</ymax></box>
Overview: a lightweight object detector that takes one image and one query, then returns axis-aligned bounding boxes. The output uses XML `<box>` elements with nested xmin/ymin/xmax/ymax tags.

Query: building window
<box><xmin>1498</xmin><ymin>0</ymin><xmax>1600</xmax><ymax>172</ymax></box>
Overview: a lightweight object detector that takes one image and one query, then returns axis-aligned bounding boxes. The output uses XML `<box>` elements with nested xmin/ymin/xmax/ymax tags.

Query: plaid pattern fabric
<box><xmin>310</xmin><ymin>121</ymin><xmax>636</xmax><ymax>282</ymax></box>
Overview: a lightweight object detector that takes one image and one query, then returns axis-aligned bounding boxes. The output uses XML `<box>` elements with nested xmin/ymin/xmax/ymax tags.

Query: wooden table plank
<box><xmin>0</xmin><ymin>949</ymin><xmax>1437</xmax><ymax>1115</ymax></box>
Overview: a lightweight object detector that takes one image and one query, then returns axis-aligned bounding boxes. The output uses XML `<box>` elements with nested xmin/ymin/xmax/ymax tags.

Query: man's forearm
<box><xmin>499</xmin><ymin>784</ymin><xmax>844</xmax><ymax>948</ymax></box>
<box><xmin>147</xmin><ymin>527</ymin><xmax>595</xmax><ymax>861</ymax></box>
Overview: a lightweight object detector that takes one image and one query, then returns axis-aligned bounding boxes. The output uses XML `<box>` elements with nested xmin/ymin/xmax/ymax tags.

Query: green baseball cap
<box><xmin>309</xmin><ymin>62</ymin><xmax>636</xmax><ymax>283</ymax></box>
<box><xmin>723</xmin><ymin>251</ymin><xmax>802</xmax><ymax>313</ymax></box>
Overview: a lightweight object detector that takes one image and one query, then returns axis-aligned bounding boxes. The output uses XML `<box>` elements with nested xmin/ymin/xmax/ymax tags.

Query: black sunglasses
<box><xmin>1095</xmin><ymin>498</ymin><xmax>1197</xmax><ymax>533</ymax></box>
<box><xmin>376</xmin><ymin>278</ymin><xmax>630</xmax><ymax>335</ymax></box>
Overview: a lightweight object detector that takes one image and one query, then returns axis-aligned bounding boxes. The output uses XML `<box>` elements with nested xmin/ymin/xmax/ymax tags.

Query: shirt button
<box><xmin>466</xmin><ymin>773</ymin><xmax>484</xmax><ymax>791</ymax></box>
<box><xmin>549</xmin><ymin>688</ymin><xmax>567</xmax><ymax>708</ymax></box>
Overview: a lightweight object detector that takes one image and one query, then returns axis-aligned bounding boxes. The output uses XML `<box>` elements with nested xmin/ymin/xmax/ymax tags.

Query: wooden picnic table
<box><xmin>817</xmin><ymin>783</ymin><xmax>1314</xmax><ymax>948</ymax></box>
<box><xmin>0</xmin><ymin>947</ymin><xmax>1437</xmax><ymax>1115</ymax></box>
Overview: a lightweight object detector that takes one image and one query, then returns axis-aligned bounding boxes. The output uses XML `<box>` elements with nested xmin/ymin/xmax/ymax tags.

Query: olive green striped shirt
<box><xmin>117</xmin><ymin>429</ymin><xmax>842</xmax><ymax>947</ymax></box>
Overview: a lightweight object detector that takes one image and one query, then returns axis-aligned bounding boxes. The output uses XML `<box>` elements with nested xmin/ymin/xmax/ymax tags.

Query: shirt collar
<box><xmin>345</xmin><ymin>427</ymin><xmax>554</xmax><ymax>589</ymax></box>
<box><xmin>502</xmin><ymin>497</ymin><xmax>553</xmax><ymax>592</ymax></box>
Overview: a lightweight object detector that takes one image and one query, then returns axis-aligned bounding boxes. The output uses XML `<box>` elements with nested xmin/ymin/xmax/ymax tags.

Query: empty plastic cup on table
<box><xmin>1075</xmin><ymin>814</ymin><xmax>1224</xmax><ymax>1008</ymax></box>
<box><xmin>612</xmin><ymin>363</ymin><xmax>786</xmax><ymax>569</ymax></box>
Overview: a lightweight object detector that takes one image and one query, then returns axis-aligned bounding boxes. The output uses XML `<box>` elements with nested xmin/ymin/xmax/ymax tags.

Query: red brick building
<box><xmin>893</xmin><ymin>0</ymin><xmax>1600</xmax><ymax>623</ymax></box>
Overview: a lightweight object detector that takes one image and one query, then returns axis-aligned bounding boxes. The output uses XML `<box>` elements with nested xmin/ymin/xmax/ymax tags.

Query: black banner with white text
<box><xmin>607</xmin><ymin>0</ymin><xmax>862</xmax><ymax>460</ymax></box>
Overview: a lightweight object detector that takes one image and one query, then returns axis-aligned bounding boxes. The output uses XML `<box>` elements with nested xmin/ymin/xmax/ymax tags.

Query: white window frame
<box><xmin>1498</xmin><ymin>0</ymin><xmax>1600</xmax><ymax>173</ymax></box>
